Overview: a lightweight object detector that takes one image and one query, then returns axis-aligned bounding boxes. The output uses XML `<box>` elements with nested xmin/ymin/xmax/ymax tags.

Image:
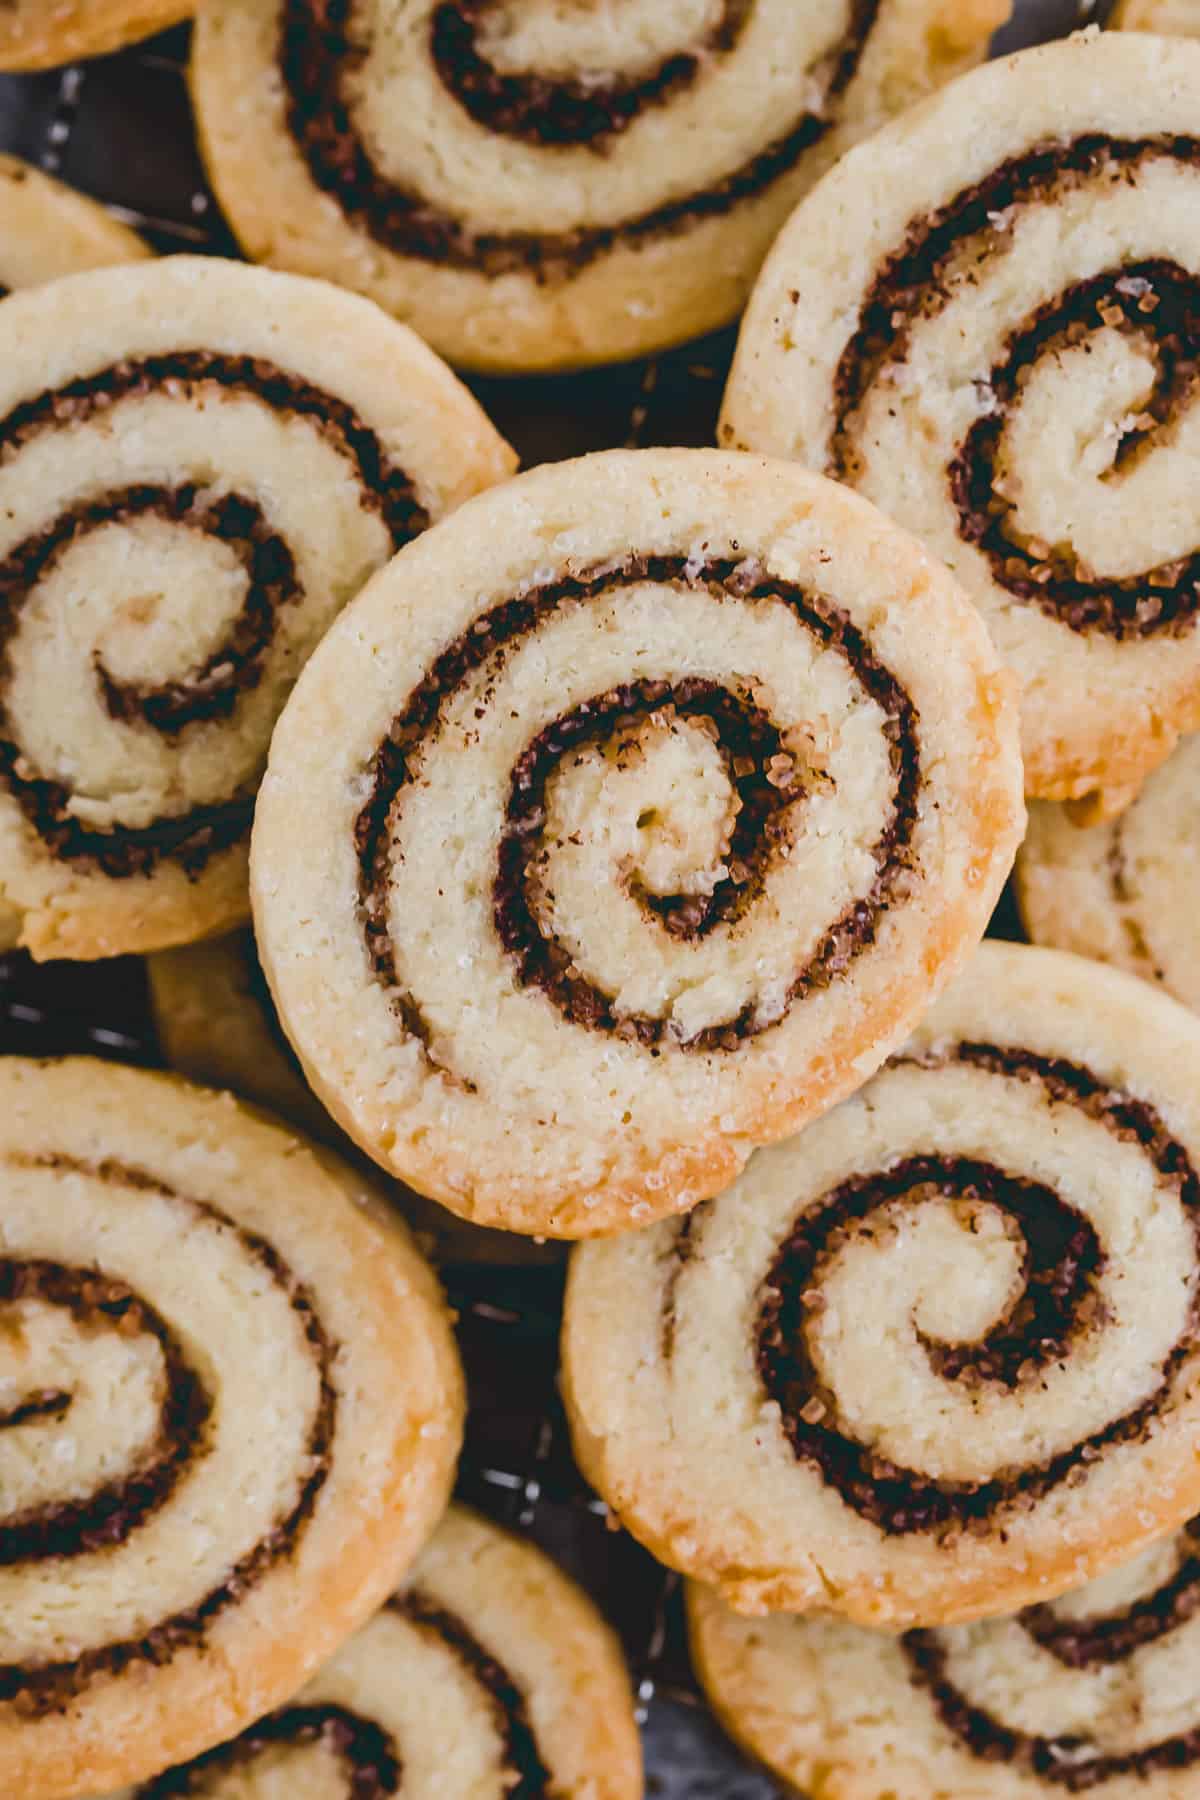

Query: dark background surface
<box><xmin>0</xmin><ymin>2</ymin><xmax>1111</xmax><ymax>1793</ymax></box>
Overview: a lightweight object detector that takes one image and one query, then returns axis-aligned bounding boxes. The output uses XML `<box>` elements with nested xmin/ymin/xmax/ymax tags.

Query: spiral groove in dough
<box><xmin>690</xmin><ymin>1515</ymin><xmax>1200</xmax><ymax>1797</ymax></box>
<box><xmin>721</xmin><ymin>32</ymin><xmax>1200</xmax><ymax>809</ymax></box>
<box><xmin>564</xmin><ymin>942</ymin><xmax>1200</xmax><ymax>1625</ymax></box>
<box><xmin>192</xmin><ymin>0</ymin><xmax>1004</xmax><ymax>370</ymax></box>
<box><xmin>0</xmin><ymin>258</ymin><xmax>513</xmax><ymax>960</ymax></box>
<box><xmin>0</xmin><ymin>1057</ymin><xmax>463</xmax><ymax>1799</ymax></box>
<box><xmin>252</xmin><ymin>450</ymin><xmax>1022</xmax><ymax>1237</ymax></box>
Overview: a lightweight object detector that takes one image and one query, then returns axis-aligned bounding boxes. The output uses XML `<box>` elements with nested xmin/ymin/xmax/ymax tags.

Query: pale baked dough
<box><xmin>564</xmin><ymin>942</ymin><xmax>1200</xmax><ymax>1627</ymax></box>
<box><xmin>148</xmin><ymin>930</ymin><xmax>565</xmax><ymax>1267</ymax></box>
<box><xmin>721</xmin><ymin>30</ymin><xmax>1200</xmax><ymax>813</ymax></box>
<box><xmin>0</xmin><ymin>0</ymin><xmax>191</xmax><ymax>68</ymax></box>
<box><xmin>103</xmin><ymin>1506</ymin><xmax>641</xmax><ymax>1799</ymax></box>
<box><xmin>0</xmin><ymin>157</ymin><xmax>150</xmax><ymax>289</ymax></box>
<box><xmin>0</xmin><ymin>256</ymin><xmax>514</xmax><ymax>961</ymax></box>
<box><xmin>0</xmin><ymin>1056</ymin><xmax>463</xmax><ymax>1799</ymax></box>
<box><xmin>251</xmin><ymin>448</ymin><xmax>1023</xmax><ymax>1238</ymax></box>
<box><xmin>689</xmin><ymin>1520</ymin><xmax>1200</xmax><ymax>1798</ymax></box>
<box><xmin>1017</xmin><ymin>732</ymin><xmax>1200</xmax><ymax>1014</ymax></box>
<box><xmin>191</xmin><ymin>0</ymin><xmax>1006</xmax><ymax>373</ymax></box>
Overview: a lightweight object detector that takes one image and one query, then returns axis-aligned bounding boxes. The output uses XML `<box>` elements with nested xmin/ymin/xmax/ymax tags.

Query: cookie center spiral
<box><xmin>0</xmin><ymin>350</ymin><xmax>424</xmax><ymax>882</ymax></box>
<box><xmin>832</xmin><ymin>135</ymin><xmax>1200</xmax><ymax>641</ymax></box>
<box><xmin>280</xmin><ymin>0</ymin><xmax>881</xmax><ymax>275</ymax></box>
<box><xmin>353</xmin><ymin>553</ymin><xmax>921</xmax><ymax>1072</ymax></box>
<box><xmin>753</xmin><ymin>1046</ymin><xmax>1200</xmax><ymax>1537</ymax></box>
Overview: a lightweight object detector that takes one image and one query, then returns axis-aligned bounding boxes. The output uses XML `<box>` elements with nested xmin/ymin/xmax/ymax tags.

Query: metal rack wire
<box><xmin>0</xmin><ymin>2</ymin><xmax>1105</xmax><ymax>1791</ymax></box>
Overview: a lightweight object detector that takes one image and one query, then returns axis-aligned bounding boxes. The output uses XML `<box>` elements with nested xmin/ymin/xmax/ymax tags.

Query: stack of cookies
<box><xmin>2</xmin><ymin>3</ymin><xmax>1200</xmax><ymax>1797</ymax></box>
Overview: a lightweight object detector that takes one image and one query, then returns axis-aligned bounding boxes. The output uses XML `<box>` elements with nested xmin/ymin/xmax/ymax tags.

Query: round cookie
<box><xmin>190</xmin><ymin>0</ymin><xmax>1006</xmax><ymax>374</ymax></box>
<box><xmin>564</xmin><ymin>941</ymin><xmax>1200</xmax><ymax>1627</ymax></box>
<box><xmin>0</xmin><ymin>256</ymin><xmax>514</xmax><ymax>962</ymax></box>
<box><xmin>103</xmin><ymin>1505</ymin><xmax>641</xmax><ymax>1799</ymax></box>
<box><xmin>0</xmin><ymin>1</ymin><xmax>191</xmax><ymax>68</ymax></box>
<box><xmin>721</xmin><ymin>30</ymin><xmax>1200</xmax><ymax>814</ymax></box>
<box><xmin>1113</xmin><ymin>0</ymin><xmax>1200</xmax><ymax>31</ymax></box>
<box><xmin>147</xmin><ymin>930</ymin><xmax>565</xmax><ymax>1267</ymax></box>
<box><xmin>0</xmin><ymin>157</ymin><xmax>149</xmax><ymax>291</ymax></box>
<box><xmin>1017</xmin><ymin>733</ymin><xmax>1200</xmax><ymax>1015</ymax></box>
<box><xmin>251</xmin><ymin>448</ymin><xmax>1023</xmax><ymax>1238</ymax></box>
<box><xmin>0</xmin><ymin>1055</ymin><xmax>463</xmax><ymax>1799</ymax></box>
<box><xmin>689</xmin><ymin>1519</ymin><xmax>1200</xmax><ymax>1799</ymax></box>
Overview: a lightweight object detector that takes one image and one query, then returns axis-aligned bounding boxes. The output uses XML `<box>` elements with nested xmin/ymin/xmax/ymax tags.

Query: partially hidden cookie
<box><xmin>0</xmin><ymin>157</ymin><xmax>149</xmax><ymax>291</ymax></box>
<box><xmin>1017</xmin><ymin>733</ymin><xmax>1200</xmax><ymax>1015</ymax></box>
<box><xmin>0</xmin><ymin>1</ymin><xmax>191</xmax><ymax>68</ymax></box>
<box><xmin>689</xmin><ymin>1518</ymin><xmax>1200</xmax><ymax>1799</ymax></box>
<box><xmin>563</xmin><ymin>941</ymin><xmax>1200</xmax><ymax>1627</ymax></box>
<box><xmin>1113</xmin><ymin>0</ymin><xmax>1200</xmax><ymax>31</ymax></box>
<box><xmin>190</xmin><ymin>0</ymin><xmax>1007</xmax><ymax>373</ymax></box>
<box><xmin>147</xmin><ymin>930</ymin><xmax>565</xmax><ymax>1266</ymax></box>
<box><xmin>251</xmin><ymin>448</ymin><xmax>1023</xmax><ymax>1238</ymax></box>
<box><xmin>0</xmin><ymin>256</ymin><xmax>514</xmax><ymax>961</ymax></box>
<box><xmin>721</xmin><ymin>30</ymin><xmax>1200</xmax><ymax>814</ymax></box>
<box><xmin>0</xmin><ymin>1056</ymin><xmax>463</xmax><ymax>1799</ymax></box>
<box><xmin>102</xmin><ymin>1505</ymin><xmax>641</xmax><ymax>1799</ymax></box>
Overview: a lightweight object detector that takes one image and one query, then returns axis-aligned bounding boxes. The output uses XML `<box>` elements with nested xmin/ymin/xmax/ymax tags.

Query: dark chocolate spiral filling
<box><xmin>905</xmin><ymin>1523</ymin><xmax>1200</xmax><ymax>1791</ymax></box>
<box><xmin>828</xmin><ymin>135</ymin><xmax>1200</xmax><ymax>640</ymax></box>
<box><xmin>0</xmin><ymin>350</ymin><xmax>425</xmax><ymax>881</ymax></box>
<box><xmin>752</xmin><ymin>1044</ymin><xmax>1200</xmax><ymax>1535</ymax></box>
<box><xmin>138</xmin><ymin>1704</ymin><xmax>402</xmax><ymax>1797</ymax></box>
<box><xmin>353</xmin><ymin>553</ymin><xmax>921</xmax><ymax>1068</ymax></box>
<box><xmin>396</xmin><ymin>1592</ymin><xmax>553</xmax><ymax>1798</ymax></box>
<box><xmin>281</xmin><ymin>0</ymin><xmax>880</xmax><ymax>276</ymax></box>
<box><xmin>0</xmin><ymin>1153</ymin><xmax>337</xmax><ymax>1717</ymax></box>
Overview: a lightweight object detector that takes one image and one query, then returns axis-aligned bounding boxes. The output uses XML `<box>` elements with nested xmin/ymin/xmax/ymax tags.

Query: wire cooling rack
<box><xmin>0</xmin><ymin>1</ymin><xmax>1108</xmax><ymax>1792</ymax></box>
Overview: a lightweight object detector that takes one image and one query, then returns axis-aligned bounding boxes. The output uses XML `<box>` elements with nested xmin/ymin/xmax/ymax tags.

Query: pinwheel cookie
<box><xmin>689</xmin><ymin>1518</ymin><xmax>1200</xmax><ymax>1798</ymax></box>
<box><xmin>564</xmin><ymin>942</ymin><xmax>1200</xmax><ymax>1627</ymax></box>
<box><xmin>0</xmin><ymin>1056</ymin><xmax>463</xmax><ymax>1799</ymax></box>
<box><xmin>191</xmin><ymin>0</ymin><xmax>1006</xmax><ymax>372</ymax></box>
<box><xmin>0</xmin><ymin>256</ymin><xmax>513</xmax><ymax>961</ymax></box>
<box><xmin>104</xmin><ymin>1506</ymin><xmax>641</xmax><ymax>1799</ymax></box>
<box><xmin>722</xmin><ymin>31</ymin><xmax>1200</xmax><ymax>813</ymax></box>
<box><xmin>251</xmin><ymin>449</ymin><xmax>1023</xmax><ymax>1237</ymax></box>
<box><xmin>1018</xmin><ymin>733</ymin><xmax>1200</xmax><ymax>1015</ymax></box>
<box><xmin>0</xmin><ymin>1</ymin><xmax>191</xmax><ymax>68</ymax></box>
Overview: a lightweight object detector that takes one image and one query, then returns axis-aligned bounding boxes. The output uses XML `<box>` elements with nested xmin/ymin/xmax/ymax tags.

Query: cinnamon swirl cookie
<box><xmin>0</xmin><ymin>158</ymin><xmax>149</xmax><ymax>289</ymax></box>
<box><xmin>0</xmin><ymin>1</ymin><xmax>191</xmax><ymax>69</ymax></box>
<box><xmin>190</xmin><ymin>0</ymin><xmax>1006</xmax><ymax>374</ymax></box>
<box><xmin>564</xmin><ymin>941</ymin><xmax>1200</xmax><ymax>1626</ymax></box>
<box><xmin>0</xmin><ymin>256</ymin><xmax>514</xmax><ymax>961</ymax></box>
<box><xmin>689</xmin><ymin>1521</ymin><xmax>1200</xmax><ymax>1799</ymax></box>
<box><xmin>1018</xmin><ymin>734</ymin><xmax>1200</xmax><ymax>1015</ymax></box>
<box><xmin>0</xmin><ymin>1055</ymin><xmax>463</xmax><ymax>1800</ymax></box>
<box><xmin>721</xmin><ymin>30</ymin><xmax>1200</xmax><ymax>813</ymax></box>
<box><xmin>251</xmin><ymin>449</ymin><xmax>1023</xmax><ymax>1238</ymax></box>
<box><xmin>1113</xmin><ymin>0</ymin><xmax>1200</xmax><ymax>32</ymax></box>
<box><xmin>103</xmin><ymin>1506</ymin><xmax>641</xmax><ymax>1799</ymax></box>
